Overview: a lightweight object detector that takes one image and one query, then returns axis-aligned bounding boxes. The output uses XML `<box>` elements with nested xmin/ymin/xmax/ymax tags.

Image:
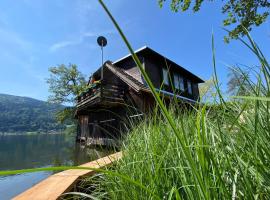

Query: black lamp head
<box><xmin>97</xmin><ymin>36</ymin><xmax>107</xmax><ymax>47</ymax></box>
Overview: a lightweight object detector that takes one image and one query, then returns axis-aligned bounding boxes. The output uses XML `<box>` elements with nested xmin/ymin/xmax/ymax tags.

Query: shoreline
<box><xmin>0</xmin><ymin>131</ymin><xmax>65</xmax><ymax>136</ymax></box>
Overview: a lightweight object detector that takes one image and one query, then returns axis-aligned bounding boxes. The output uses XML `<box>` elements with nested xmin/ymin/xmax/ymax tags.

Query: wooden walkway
<box><xmin>13</xmin><ymin>152</ymin><xmax>122</xmax><ymax>200</ymax></box>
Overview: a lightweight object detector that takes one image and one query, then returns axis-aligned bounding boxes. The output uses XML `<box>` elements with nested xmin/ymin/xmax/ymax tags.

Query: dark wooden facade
<box><xmin>76</xmin><ymin>47</ymin><xmax>204</xmax><ymax>146</ymax></box>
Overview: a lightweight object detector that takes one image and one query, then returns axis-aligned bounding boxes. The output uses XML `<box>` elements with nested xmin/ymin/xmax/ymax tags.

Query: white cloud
<box><xmin>0</xmin><ymin>28</ymin><xmax>32</xmax><ymax>51</ymax></box>
<box><xmin>49</xmin><ymin>29</ymin><xmax>116</xmax><ymax>52</ymax></box>
<box><xmin>49</xmin><ymin>35</ymin><xmax>91</xmax><ymax>52</ymax></box>
<box><xmin>49</xmin><ymin>40</ymin><xmax>79</xmax><ymax>52</ymax></box>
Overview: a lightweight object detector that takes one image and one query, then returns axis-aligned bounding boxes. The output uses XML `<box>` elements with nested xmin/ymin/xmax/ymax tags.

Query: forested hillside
<box><xmin>0</xmin><ymin>94</ymin><xmax>65</xmax><ymax>133</ymax></box>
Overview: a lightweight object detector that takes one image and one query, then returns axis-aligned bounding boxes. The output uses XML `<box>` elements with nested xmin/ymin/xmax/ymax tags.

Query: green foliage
<box><xmin>47</xmin><ymin>64</ymin><xmax>87</xmax><ymax>104</ymax></box>
<box><xmin>97</xmin><ymin>99</ymin><xmax>269</xmax><ymax>199</ymax></box>
<box><xmin>55</xmin><ymin>107</ymin><xmax>76</xmax><ymax>124</ymax></box>
<box><xmin>47</xmin><ymin>63</ymin><xmax>87</xmax><ymax>124</ymax></box>
<box><xmin>0</xmin><ymin>94</ymin><xmax>65</xmax><ymax>133</ymax></box>
<box><xmin>62</xmin><ymin>124</ymin><xmax>77</xmax><ymax>135</ymax></box>
<box><xmin>158</xmin><ymin>0</ymin><xmax>270</xmax><ymax>42</ymax></box>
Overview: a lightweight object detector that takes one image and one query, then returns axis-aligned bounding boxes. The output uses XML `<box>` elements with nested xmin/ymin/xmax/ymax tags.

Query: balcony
<box><xmin>76</xmin><ymin>82</ymin><xmax>125</xmax><ymax>109</ymax></box>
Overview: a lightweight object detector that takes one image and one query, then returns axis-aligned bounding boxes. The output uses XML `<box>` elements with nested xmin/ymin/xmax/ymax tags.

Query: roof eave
<box><xmin>113</xmin><ymin>46</ymin><xmax>204</xmax><ymax>83</ymax></box>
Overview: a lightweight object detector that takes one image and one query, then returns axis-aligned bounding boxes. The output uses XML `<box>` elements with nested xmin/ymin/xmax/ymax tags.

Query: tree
<box><xmin>47</xmin><ymin>64</ymin><xmax>87</xmax><ymax>104</ymax></box>
<box><xmin>227</xmin><ymin>67</ymin><xmax>251</xmax><ymax>96</ymax></box>
<box><xmin>158</xmin><ymin>0</ymin><xmax>270</xmax><ymax>42</ymax></box>
<box><xmin>47</xmin><ymin>64</ymin><xmax>87</xmax><ymax>124</ymax></box>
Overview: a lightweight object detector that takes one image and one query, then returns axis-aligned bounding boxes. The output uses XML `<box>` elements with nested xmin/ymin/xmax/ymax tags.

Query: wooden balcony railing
<box><xmin>76</xmin><ymin>83</ymin><xmax>125</xmax><ymax>108</ymax></box>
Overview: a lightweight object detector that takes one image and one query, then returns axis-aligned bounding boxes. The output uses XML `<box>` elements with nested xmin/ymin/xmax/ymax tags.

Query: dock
<box><xmin>13</xmin><ymin>152</ymin><xmax>122</xmax><ymax>200</ymax></box>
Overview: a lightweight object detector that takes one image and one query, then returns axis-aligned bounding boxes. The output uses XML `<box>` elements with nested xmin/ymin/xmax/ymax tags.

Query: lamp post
<box><xmin>97</xmin><ymin>36</ymin><xmax>107</xmax><ymax>80</ymax></box>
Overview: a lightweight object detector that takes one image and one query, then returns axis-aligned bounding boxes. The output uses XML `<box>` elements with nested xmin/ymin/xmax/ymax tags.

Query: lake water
<box><xmin>0</xmin><ymin>134</ymin><xmax>111</xmax><ymax>200</ymax></box>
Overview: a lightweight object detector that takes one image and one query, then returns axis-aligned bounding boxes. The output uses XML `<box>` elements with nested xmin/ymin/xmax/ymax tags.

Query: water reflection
<box><xmin>0</xmin><ymin>134</ymin><xmax>112</xmax><ymax>199</ymax></box>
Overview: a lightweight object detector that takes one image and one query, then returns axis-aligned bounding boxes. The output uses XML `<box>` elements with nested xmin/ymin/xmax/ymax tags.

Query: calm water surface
<box><xmin>0</xmin><ymin>134</ymin><xmax>111</xmax><ymax>200</ymax></box>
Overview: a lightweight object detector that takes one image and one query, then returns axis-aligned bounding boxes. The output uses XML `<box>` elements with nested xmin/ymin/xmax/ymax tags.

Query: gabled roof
<box><xmin>104</xmin><ymin>61</ymin><xmax>198</xmax><ymax>104</ymax></box>
<box><xmin>113</xmin><ymin>46</ymin><xmax>204</xmax><ymax>83</ymax></box>
<box><xmin>112</xmin><ymin>46</ymin><xmax>148</xmax><ymax>64</ymax></box>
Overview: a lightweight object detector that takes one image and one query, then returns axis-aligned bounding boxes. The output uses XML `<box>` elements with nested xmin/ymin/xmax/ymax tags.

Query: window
<box><xmin>187</xmin><ymin>80</ymin><xmax>193</xmax><ymax>94</ymax></box>
<box><xmin>179</xmin><ymin>77</ymin><xmax>184</xmax><ymax>91</ymax></box>
<box><xmin>173</xmin><ymin>73</ymin><xmax>184</xmax><ymax>91</ymax></box>
<box><xmin>173</xmin><ymin>74</ymin><xmax>179</xmax><ymax>89</ymax></box>
<box><xmin>162</xmin><ymin>68</ymin><xmax>169</xmax><ymax>85</ymax></box>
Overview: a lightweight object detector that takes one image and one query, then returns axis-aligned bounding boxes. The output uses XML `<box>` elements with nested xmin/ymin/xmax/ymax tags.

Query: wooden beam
<box><xmin>105</xmin><ymin>63</ymin><xmax>142</xmax><ymax>92</ymax></box>
<box><xmin>13</xmin><ymin>152</ymin><xmax>122</xmax><ymax>200</ymax></box>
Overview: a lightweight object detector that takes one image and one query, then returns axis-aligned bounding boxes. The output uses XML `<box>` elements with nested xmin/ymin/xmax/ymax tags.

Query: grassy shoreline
<box><xmin>69</xmin><ymin>2</ymin><xmax>270</xmax><ymax>199</ymax></box>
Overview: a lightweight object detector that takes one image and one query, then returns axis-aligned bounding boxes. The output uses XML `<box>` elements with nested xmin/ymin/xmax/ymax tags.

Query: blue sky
<box><xmin>0</xmin><ymin>0</ymin><xmax>269</xmax><ymax>101</ymax></box>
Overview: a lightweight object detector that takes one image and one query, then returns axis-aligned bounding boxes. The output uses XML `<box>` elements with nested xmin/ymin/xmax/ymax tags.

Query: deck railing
<box><xmin>77</xmin><ymin>83</ymin><xmax>125</xmax><ymax>108</ymax></box>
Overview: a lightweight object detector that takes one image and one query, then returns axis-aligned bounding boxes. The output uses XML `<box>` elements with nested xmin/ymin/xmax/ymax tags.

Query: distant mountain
<box><xmin>0</xmin><ymin>93</ymin><xmax>65</xmax><ymax>133</ymax></box>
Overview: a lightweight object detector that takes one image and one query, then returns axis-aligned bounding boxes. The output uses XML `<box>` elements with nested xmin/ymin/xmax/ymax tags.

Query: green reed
<box><xmin>81</xmin><ymin>1</ymin><xmax>270</xmax><ymax>199</ymax></box>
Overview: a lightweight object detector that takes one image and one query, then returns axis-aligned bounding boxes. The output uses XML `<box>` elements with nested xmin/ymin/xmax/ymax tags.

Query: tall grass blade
<box><xmin>98</xmin><ymin>1</ymin><xmax>208</xmax><ymax>198</ymax></box>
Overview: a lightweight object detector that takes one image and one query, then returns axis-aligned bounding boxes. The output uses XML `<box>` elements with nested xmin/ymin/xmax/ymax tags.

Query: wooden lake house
<box><xmin>75</xmin><ymin>46</ymin><xmax>204</xmax><ymax>146</ymax></box>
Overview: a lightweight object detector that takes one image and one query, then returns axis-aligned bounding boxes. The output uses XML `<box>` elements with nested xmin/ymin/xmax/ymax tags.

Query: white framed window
<box><xmin>173</xmin><ymin>74</ymin><xmax>179</xmax><ymax>89</ymax></box>
<box><xmin>162</xmin><ymin>68</ymin><xmax>169</xmax><ymax>85</ymax></box>
<box><xmin>179</xmin><ymin>76</ymin><xmax>184</xmax><ymax>91</ymax></box>
<box><xmin>174</xmin><ymin>73</ymin><xmax>185</xmax><ymax>91</ymax></box>
<box><xmin>187</xmin><ymin>80</ymin><xmax>193</xmax><ymax>94</ymax></box>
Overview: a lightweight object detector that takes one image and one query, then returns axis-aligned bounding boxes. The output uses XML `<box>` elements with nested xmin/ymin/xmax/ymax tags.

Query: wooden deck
<box><xmin>13</xmin><ymin>152</ymin><xmax>122</xmax><ymax>200</ymax></box>
<box><xmin>76</xmin><ymin>84</ymin><xmax>125</xmax><ymax>109</ymax></box>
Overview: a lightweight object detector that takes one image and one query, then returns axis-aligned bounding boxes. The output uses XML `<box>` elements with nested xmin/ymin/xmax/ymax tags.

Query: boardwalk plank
<box><xmin>13</xmin><ymin>152</ymin><xmax>122</xmax><ymax>200</ymax></box>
